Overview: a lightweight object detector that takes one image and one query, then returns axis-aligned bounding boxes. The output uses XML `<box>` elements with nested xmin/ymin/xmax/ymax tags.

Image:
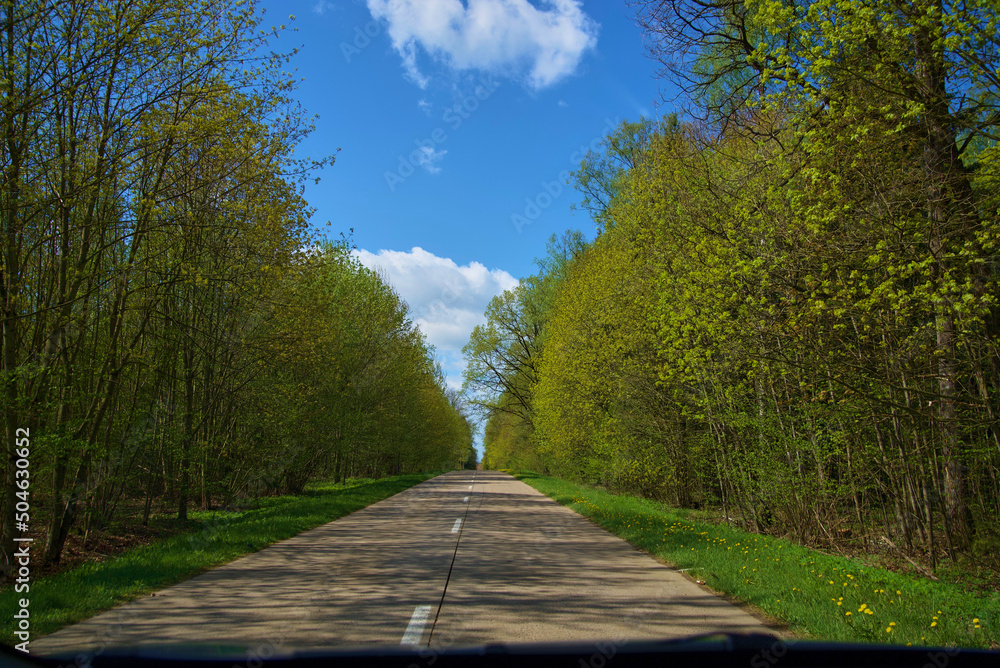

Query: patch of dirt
<box><xmin>2</xmin><ymin>517</ymin><xmax>192</xmax><ymax>587</ymax></box>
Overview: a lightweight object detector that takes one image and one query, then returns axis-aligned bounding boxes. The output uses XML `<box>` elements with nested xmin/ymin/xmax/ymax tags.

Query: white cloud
<box><xmin>352</xmin><ymin>247</ymin><xmax>518</xmax><ymax>389</ymax></box>
<box><xmin>415</xmin><ymin>145</ymin><xmax>447</xmax><ymax>173</ymax></box>
<box><xmin>365</xmin><ymin>0</ymin><xmax>599</xmax><ymax>90</ymax></box>
<box><xmin>313</xmin><ymin>1</ymin><xmax>335</xmax><ymax>15</ymax></box>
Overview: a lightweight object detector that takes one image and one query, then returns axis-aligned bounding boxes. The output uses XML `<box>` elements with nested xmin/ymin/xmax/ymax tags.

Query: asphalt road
<box><xmin>33</xmin><ymin>471</ymin><xmax>776</xmax><ymax>657</ymax></box>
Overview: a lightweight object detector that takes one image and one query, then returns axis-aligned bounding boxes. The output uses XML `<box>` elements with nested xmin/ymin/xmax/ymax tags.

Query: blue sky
<box><xmin>259</xmin><ymin>0</ymin><xmax>671</xmax><ymax>393</ymax></box>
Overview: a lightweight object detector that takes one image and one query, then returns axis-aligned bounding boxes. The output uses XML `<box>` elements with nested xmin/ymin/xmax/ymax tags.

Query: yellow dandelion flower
<box><xmin>931</xmin><ymin>622</ymin><xmax>937</xmax><ymax>627</ymax></box>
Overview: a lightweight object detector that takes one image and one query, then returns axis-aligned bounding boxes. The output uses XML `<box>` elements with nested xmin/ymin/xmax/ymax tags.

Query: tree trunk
<box><xmin>45</xmin><ymin>452</ymin><xmax>91</xmax><ymax>564</ymax></box>
<box><xmin>42</xmin><ymin>454</ymin><xmax>68</xmax><ymax>563</ymax></box>
<box><xmin>914</xmin><ymin>0</ymin><xmax>973</xmax><ymax>548</ymax></box>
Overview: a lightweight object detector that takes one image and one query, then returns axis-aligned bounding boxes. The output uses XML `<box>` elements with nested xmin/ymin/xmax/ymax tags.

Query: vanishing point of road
<box><xmin>33</xmin><ymin>471</ymin><xmax>778</xmax><ymax>656</ymax></box>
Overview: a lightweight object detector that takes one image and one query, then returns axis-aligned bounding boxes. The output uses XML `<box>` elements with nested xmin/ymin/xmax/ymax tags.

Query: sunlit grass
<box><xmin>514</xmin><ymin>471</ymin><xmax>999</xmax><ymax>649</ymax></box>
<box><xmin>0</xmin><ymin>472</ymin><xmax>436</xmax><ymax>645</ymax></box>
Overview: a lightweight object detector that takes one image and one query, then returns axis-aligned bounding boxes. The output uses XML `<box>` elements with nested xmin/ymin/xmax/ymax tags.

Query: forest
<box><xmin>0</xmin><ymin>0</ymin><xmax>474</xmax><ymax>577</ymax></box>
<box><xmin>465</xmin><ymin>0</ymin><xmax>1000</xmax><ymax>572</ymax></box>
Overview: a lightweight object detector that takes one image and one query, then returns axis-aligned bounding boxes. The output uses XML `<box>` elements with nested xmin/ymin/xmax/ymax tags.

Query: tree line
<box><xmin>0</xmin><ymin>0</ymin><xmax>473</xmax><ymax>577</ymax></box>
<box><xmin>465</xmin><ymin>0</ymin><xmax>999</xmax><ymax>568</ymax></box>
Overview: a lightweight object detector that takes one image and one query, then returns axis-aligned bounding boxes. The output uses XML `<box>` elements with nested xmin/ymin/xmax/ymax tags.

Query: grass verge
<box><xmin>1</xmin><ymin>472</ymin><xmax>437</xmax><ymax>645</ymax></box>
<box><xmin>511</xmin><ymin>470</ymin><xmax>999</xmax><ymax>649</ymax></box>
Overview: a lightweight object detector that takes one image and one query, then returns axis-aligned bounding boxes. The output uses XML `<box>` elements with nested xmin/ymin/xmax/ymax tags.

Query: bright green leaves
<box><xmin>532</xmin><ymin>215</ymin><xmax>669</xmax><ymax>491</ymax></box>
<box><xmin>0</xmin><ymin>0</ymin><xmax>404</xmax><ymax>564</ymax></box>
<box><xmin>257</xmin><ymin>244</ymin><xmax>473</xmax><ymax>489</ymax></box>
<box><xmin>474</xmin><ymin>0</ymin><xmax>1000</xmax><ymax>564</ymax></box>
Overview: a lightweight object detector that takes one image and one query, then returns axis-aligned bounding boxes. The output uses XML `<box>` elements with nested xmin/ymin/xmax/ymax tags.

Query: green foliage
<box><xmin>463</xmin><ymin>231</ymin><xmax>589</xmax><ymax>471</ymax></box>
<box><xmin>0</xmin><ymin>0</ymin><xmax>470</xmax><ymax>569</ymax></box>
<box><xmin>533</xmin><ymin>218</ymin><xmax>670</xmax><ymax>491</ymax></box>
<box><xmin>570</xmin><ymin>118</ymin><xmax>667</xmax><ymax>232</ymax></box>
<box><xmin>249</xmin><ymin>242</ymin><xmax>474</xmax><ymax>491</ymax></box>
<box><xmin>469</xmin><ymin>0</ymin><xmax>1000</xmax><ymax>592</ymax></box>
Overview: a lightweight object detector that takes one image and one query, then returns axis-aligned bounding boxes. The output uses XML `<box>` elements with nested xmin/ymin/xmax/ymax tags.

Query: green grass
<box><xmin>0</xmin><ymin>472</ymin><xmax>436</xmax><ymax>645</ymax></box>
<box><xmin>512</xmin><ymin>471</ymin><xmax>1000</xmax><ymax>649</ymax></box>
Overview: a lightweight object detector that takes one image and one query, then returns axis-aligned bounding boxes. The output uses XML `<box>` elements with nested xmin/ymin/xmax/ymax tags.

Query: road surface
<box><xmin>33</xmin><ymin>471</ymin><xmax>777</xmax><ymax>657</ymax></box>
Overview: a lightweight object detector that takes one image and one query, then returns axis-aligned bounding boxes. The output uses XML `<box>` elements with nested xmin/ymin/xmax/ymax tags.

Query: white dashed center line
<box><xmin>463</xmin><ymin>496</ymin><xmax>469</xmax><ymax>502</ymax></box>
<box><xmin>401</xmin><ymin>605</ymin><xmax>432</xmax><ymax>645</ymax></box>
<box><xmin>451</xmin><ymin>518</ymin><xmax>462</xmax><ymax>533</ymax></box>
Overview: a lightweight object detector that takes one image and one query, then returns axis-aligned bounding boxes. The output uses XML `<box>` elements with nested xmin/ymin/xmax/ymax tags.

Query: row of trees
<box><xmin>258</xmin><ymin>243</ymin><xmax>475</xmax><ymax>496</ymax></box>
<box><xmin>1</xmin><ymin>0</ymin><xmax>472</xmax><ymax>576</ymax></box>
<box><xmin>466</xmin><ymin>0</ymin><xmax>999</xmax><ymax>567</ymax></box>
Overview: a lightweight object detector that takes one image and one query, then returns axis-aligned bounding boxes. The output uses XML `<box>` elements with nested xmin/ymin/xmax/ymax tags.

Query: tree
<box><xmin>630</xmin><ymin>0</ymin><xmax>1000</xmax><ymax>552</ymax></box>
<box><xmin>1</xmin><ymin>0</ymin><xmax>328</xmax><ymax>569</ymax></box>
